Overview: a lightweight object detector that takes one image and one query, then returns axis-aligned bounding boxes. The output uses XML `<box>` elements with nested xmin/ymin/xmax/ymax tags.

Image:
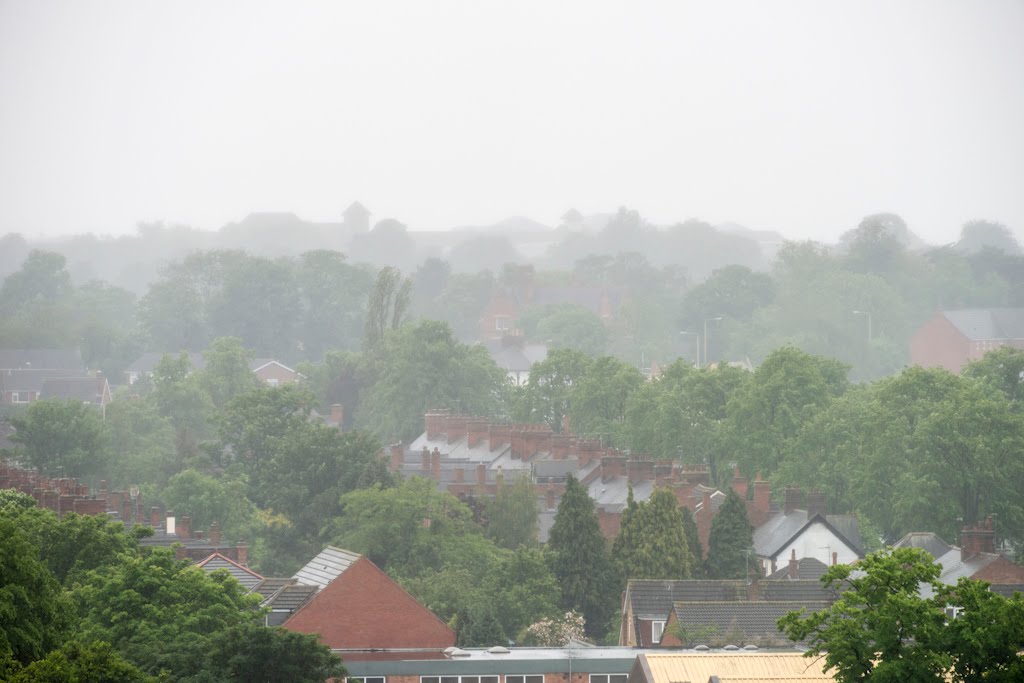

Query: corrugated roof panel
<box><xmin>293</xmin><ymin>546</ymin><xmax>361</xmax><ymax>589</ymax></box>
<box><xmin>642</xmin><ymin>652</ymin><xmax>834</xmax><ymax>683</ymax></box>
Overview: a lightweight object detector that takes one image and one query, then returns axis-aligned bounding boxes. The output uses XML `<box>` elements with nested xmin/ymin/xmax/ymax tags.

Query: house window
<box><xmin>652</xmin><ymin>620</ymin><xmax>666</xmax><ymax>644</ymax></box>
<box><xmin>11</xmin><ymin>391</ymin><xmax>29</xmax><ymax>403</ymax></box>
<box><xmin>267</xmin><ymin>378</ymin><xmax>279</xmax><ymax>387</ymax></box>
<box><xmin>350</xmin><ymin>678</ymin><xmax>386</xmax><ymax>683</ymax></box>
<box><xmin>423</xmin><ymin>677</ymin><xmax>498</xmax><ymax>683</ymax></box>
<box><xmin>495</xmin><ymin>316</ymin><xmax>512</xmax><ymax>332</ymax></box>
<box><xmin>945</xmin><ymin>606</ymin><xmax>963</xmax><ymax>620</ymax></box>
<box><xmin>591</xmin><ymin>675</ymin><xmax>628</xmax><ymax>683</ymax></box>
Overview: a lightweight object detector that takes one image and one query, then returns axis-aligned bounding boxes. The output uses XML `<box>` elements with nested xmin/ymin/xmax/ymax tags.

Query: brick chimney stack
<box><xmin>807</xmin><ymin>489</ymin><xmax>826</xmax><ymax>517</ymax></box>
<box><xmin>209</xmin><ymin>521</ymin><xmax>221</xmax><ymax>546</ymax></box>
<box><xmin>150</xmin><ymin>506</ymin><xmax>162</xmax><ymax>528</ymax></box>
<box><xmin>783</xmin><ymin>485</ymin><xmax>801</xmax><ymax>514</ymax></box>
<box><xmin>466</xmin><ymin>418</ymin><xmax>489</xmax><ymax>448</ymax></box>
<box><xmin>731</xmin><ymin>466</ymin><xmax>748</xmax><ymax>499</ymax></box>
<box><xmin>425</xmin><ymin>409</ymin><xmax>448</xmax><ymax>439</ymax></box>
<box><xmin>476</xmin><ymin>462</ymin><xmax>487</xmax><ymax>486</ymax></box>
<box><xmin>627</xmin><ymin>458</ymin><xmax>655</xmax><ymax>484</ymax></box>
<box><xmin>788</xmin><ymin>549</ymin><xmax>798</xmax><ymax>579</ymax></box>
<box><xmin>178</xmin><ymin>515</ymin><xmax>192</xmax><ymax>540</ymax></box>
<box><xmin>961</xmin><ymin>517</ymin><xmax>996</xmax><ymax>561</ymax></box>
<box><xmin>237</xmin><ymin>542</ymin><xmax>248</xmax><ymax>566</ymax></box>
<box><xmin>752</xmin><ymin>475</ymin><xmax>771</xmax><ymax>518</ymax></box>
<box><xmin>602</xmin><ymin>455</ymin><xmax>626</xmax><ymax>482</ymax></box>
<box><xmin>445</xmin><ymin>414</ymin><xmax>469</xmax><ymax>444</ymax></box>
<box><xmin>421</xmin><ymin>446</ymin><xmax>431</xmax><ymax>473</ymax></box>
<box><xmin>390</xmin><ymin>443</ymin><xmax>405</xmax><ymax>470</ymax></box>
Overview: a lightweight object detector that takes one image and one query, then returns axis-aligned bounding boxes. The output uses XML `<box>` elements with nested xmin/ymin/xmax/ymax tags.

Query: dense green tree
<box><xmin>159</xmin><ymin>469</ymin><xmax>258</xmax><ymax>544</ymax></box>
<box><xmin>209</xmin><ymin>256</ymin><xmax>301</xmax><ymax>358</ymax></box>
<box><xmin>514</xmin><ymin>348</ymin><xmax>593</xmax><ymax>432</ymax></box>
<box><xmin>680</xmin><ymin>505</ymin><xmax>703</xmax><ymax>576</ymax></box>
<box><xmin>546</xmin><ymin>475</ymin><xmax>613</xmax><ymax>637</ymax></box>
<box><xmin>198</xmin><ymin>336</ymin><xmax>262</xmax><ymax>407</ymax></box>
<box><xmin>779</xmin><ymin>547</ymin><xmax>1024</xmax><ymax>683</ymax></box>
<box><xmin>610</xmin><ymin>486</ymin><xmax>641</xmax><ymax>588</ymax></box>
<box><xmin>725</xmin><ymin>347</ymin><xmax>848</xmax><ymax>477</ymax></box>
<box><xmin>680</xmin><ymin>264</ymin><xmax>776</xmax><ymax>331</ymax></box>
<box><xmin>7</xmin><ymin>640</ymin><xmax>153</xmax><ymax>683</ymax></box>
<box><xmin>485</xmin><ymin>474</ymin><xmax>539</xmax><ymax>549</ymax></box>
<box><xmin>104</xmin><ymin>398</ymin><xmax>176</xmax><ymax>487</ymax></box>
<box><xmin>71</xmin><ymin>548</ymin><xmax>261</xmax><ymax>680</ymax></box>
<box><xmin>956</xmin><ymin>219</ymin><xmax>1021</xmax><ymax>255</ymax></box>
<box><xmin>431</xmin><ymin>271</ymin><xmax>496</xmax><ymax>341</ymax></box>
<box><xmin>10</xmin><ymin>399</ymin><xmax>107</xmax><ymax>478</ymax></box>
<box><xmin>37</xmin><ymin>513</ymin><xmax>139</xmax><ymax>587</ymax></box>
<box><xmin>148</xmin><ymin>352</ymin><xmax>216</xmax><ymax>468</ymax></box>
<box><xmin>568</xmin><ymin>356</ymin><xmax>644</xmax><ymax>443</ymax></box>
<box><xmin>963</xmin><ymin>346</ymin><xmax>1024</xmax><ymax>405</ymax></box>
<box><xmin>206</xmin><ymin>621</ymin><xmax>344</xmax><ymax>683</ymax></box>
<box><xmin>612</xmin><ymin>488</ymin><xmax>690</xmax><ymax>583</ymax></box>
<box><xmin>704</xmin><ymin>488</ymin><xmax>753</xmax><ymax>579</ymax></box>
<box><xmin>0</xmin><ymin>517</ymin><xmax>70</xmax><ymax>670</ymax></box>
<box><xmin>456</xmin><ymin>603</ymin><xmax>507</xmax><ymax>647</ymax></box>
<box><xmin>296</xmin><ymin>250</ymin><xmax>374</xmax><ymax>357</ymax></box>
<box><xmin>518</xmin><ymin>303</ymin><xmax>608</xmax><ymax>356</ymax></box>
<box><xmin>331</xmin><ymin>478</ymin><xmax>500</xmax><ymax>579</ymax></box>
<box><xmin>357</xmin><ymin>320</ymin><xmax>509</xmax><ymax>442</ymax></box>
<box><xmin>483</xmin><ymin>547</ymin><xmax>561</xmax><ymax>640</ymax></box>
<box><xmin>363</xmin><ymin>266</ymin><xmax>412</xmax><ymax>352</ymax></box>
<box><xmin>0</xmin><ymin>250</ymin><xmax>72</xmax><ymax>314</ymax></box>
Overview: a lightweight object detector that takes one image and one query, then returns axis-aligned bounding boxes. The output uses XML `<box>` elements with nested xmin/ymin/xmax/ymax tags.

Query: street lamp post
<box><xmin>852</xmin><ymin>310</ymin><xmax>873</xmax><ymax>343</ymax></box>
<box><xmin>703</xmin><ymin>316</ymin><xmax>723</xmax><ymax>368</ymax></box>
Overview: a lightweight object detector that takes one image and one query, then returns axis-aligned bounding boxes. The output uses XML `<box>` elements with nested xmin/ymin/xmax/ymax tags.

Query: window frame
<box><xmin>652</xmin><ymin>619</ymin><xmax>666</xmax><ymax>644</ymax></box>
<box><xmin>590</xmin><ymin>675</ymin><xmax>628</xmax><ymax>683</ymax></box>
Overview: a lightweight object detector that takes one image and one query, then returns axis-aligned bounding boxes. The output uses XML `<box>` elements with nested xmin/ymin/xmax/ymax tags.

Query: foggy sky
<box><xmin>1</xmin><ymin>1</ymin><xmax>1022</xmax><ymax>244</ymax></box>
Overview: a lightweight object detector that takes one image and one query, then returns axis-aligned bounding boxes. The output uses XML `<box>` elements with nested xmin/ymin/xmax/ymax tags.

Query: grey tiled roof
<box><xmin>40</xmin><ymin>377</ymin><xmax>107</xmax><ymax>404</ymax></box>
<box><xmin>672</xmin><ymin>601</ymin><xmax>832</xmax><ymax>645</ymax></box>
<box><xmin>197</xmin><ymin>553</ymin><xmax>263</xmax><ymax>589</ymax></box>
<box><xmin>292</xmin><ymin>545</ymin><xmax>360</xmax><ymax>589</ymax></box>
<box><xmin>753</xmin><ymin>510</ymin><xmax>862</xmax><ymax>559</ymax></box>
<box><xmin>759</xmin><ymin>580</ymin><xmax>838</xmax><ymax>603</ymax></box>
<box><xmin>943</xmin><ymin>308</ymin><xmax>1024</xmax><ymax>341</ymax></box>
<box><xmin>0</xmin><ymin>369</ymin><xmax>84</xmax><ymax>392</ymax></box>
<box><xmin>892</xmin><ymin>532</ymin><xmax>954</xmax><ymax>560</ymax></box>
<box><xmin>250</xmin><ymin>577</ymin><xmax>293</xmax><ymax>599</ymax></box>
<box><xmin>766</xmin><ymin>557</ymin><xmax>829</xmax><ymax>581</ymax></box>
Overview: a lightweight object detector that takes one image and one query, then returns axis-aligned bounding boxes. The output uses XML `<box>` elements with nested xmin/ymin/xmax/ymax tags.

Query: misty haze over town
<box><xmin>1</xmin><ymin>2</ymin><xmax>1024</xmax><ymax>681</ymax></box>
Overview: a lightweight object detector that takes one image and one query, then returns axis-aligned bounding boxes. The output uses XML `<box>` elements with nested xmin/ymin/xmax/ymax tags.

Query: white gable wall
<box><xmin>760</xmin><ymin>521</ymin><xmax>859</xmax><ymax>574</ymax></box>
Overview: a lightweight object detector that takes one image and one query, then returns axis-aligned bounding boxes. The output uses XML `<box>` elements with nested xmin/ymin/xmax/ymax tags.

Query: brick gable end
<box><xmin>282</xmin><ymin>556</ymin><xmax>455</xmax><ymax>649</ymax></box>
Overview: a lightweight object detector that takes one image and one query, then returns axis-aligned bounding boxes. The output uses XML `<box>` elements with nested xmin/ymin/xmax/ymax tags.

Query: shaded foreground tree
<box><xmin>612</xmin><ymin>487</ymin><xmax>691</xmax><ymax>585</ymax></box>
<box><xmin>779</xmin><ymin>547</ymin><xmax>1024</xmax><ymax>683</ymax></box>
<box><xmin>546</xmin><ymin>475</ymin><xmax>613</xmax><ymax>638</ymax></box>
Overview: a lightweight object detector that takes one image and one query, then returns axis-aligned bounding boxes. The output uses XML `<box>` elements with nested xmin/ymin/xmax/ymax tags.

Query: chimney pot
<box><xmin>209</xmin><ymin>521</ymin><xmax>221</xmax><ymax>546</ymax></box>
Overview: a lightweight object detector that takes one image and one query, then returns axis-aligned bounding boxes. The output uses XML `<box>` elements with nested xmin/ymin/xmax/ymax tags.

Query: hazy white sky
<box><xmin>1</xmin><ymin>0</ymin><xmax>1022</xmax><ymax>243</ymax></box>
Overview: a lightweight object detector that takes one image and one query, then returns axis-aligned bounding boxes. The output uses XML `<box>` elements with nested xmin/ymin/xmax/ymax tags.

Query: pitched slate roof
<box><xmin>892</xmin><ymin>531</ymin><xmax>954</xmax><ymax>560</ymax></box>
<box><xmin>672</xmin><ymin>601</ymin><xmax>832</xmax><ymax>645</ymax></box>
<box><xmin>250</xmin><ymin>577</ymin><xmax>294</xmax><ymax>599</ymax></box>
<box><xmin>252</xmin><ymin>578</ymin><xmax>320</xmax><ymax>626</ymax></box>
<box><xmin>766</xmin><ymin>557</ymin><xmax>830</xmax><ymax>581</ymax></box>
<box><xmin>942</xmin><ymin>308</ymin><xmax>1024</xmax><ymax>341</ymax></box>
<box><xmin>753</xmin><ymin>510</ymin><xmax>862</xmax><ymax>560</ymax></box>
<box><xmin>0</xmin><ymin>348</ymin><xmax>83</xmax><ymax>371</ymax></box>
<box><xmin>196</xmin><ymin>553</ymin><xmax>264</xmax><ymax>589</ymax></box>
<box><xmin>40</xmin><ymin>376</ymin><xmax>108</xmax><ymax>404</ymax></box>
<box><xmin>292</xmin><ymin>545</ymin><xmax>361</xmax><ymax>590</ymax></box>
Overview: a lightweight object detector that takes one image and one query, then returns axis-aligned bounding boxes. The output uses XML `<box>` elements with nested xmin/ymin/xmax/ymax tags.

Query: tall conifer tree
<box><xmin>547</xmin><ymin>475</ymin><xmax>613</xmax><ymax>637</ymax></box>
<box><xmin>704</xmin><ymin>488</ymin><xmax>754</xmax><ymax>579</ymax></box>
<box><xmin>680</xmin><ymin>505</ymin><xmax>703</xmax><ymax>577</ymax></box>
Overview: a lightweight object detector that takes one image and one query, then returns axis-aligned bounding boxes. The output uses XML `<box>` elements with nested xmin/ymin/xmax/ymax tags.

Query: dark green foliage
<box><xmin>485</xmin><ymin>474</ymin><xmax>539</xmax><ymax>549</ymax></box>
<box><xmin>0</xmin><ymin>517</ymin><xmax>70</xmax><ymax>670</ymax></box>
<box><xmin>546</xmin><ymin>475</ymin><xmax>614</xmax><ymax>637</ymax></box>
<box><xmin>680</xmin><ymin>505</ymin><xmax>703</xmax><ymax>577</ymax></box>
<box><xmin>613</xmin><ymin>487</ymin><xmax>691</xmax><ymax>585</ymax></box>
<box><xmin>10</xmin><ymin>399</ymin><xmax>107</xmax><ymax>479</ymax></box>
<box><xmin>357</xmin><ymin>320</ymin><xmax>510</xmax><ymax>442</ymax></box>
<box><xmin>704</xmin><ymin>488</ymin><xmax>753</xmax><ymax>579</ymax></box>
<box><xmin>514</xmin><ymin>348</ymin><xmax>593</xmax><ymax>432</ymax></box>
<box><xmin>7</xmin><ymin>640</ymin><xmax>152</xmax><ymax>683</ymax></box>
<box><xmin>206</xmin><ymin>621</ymin><xmax>345</xmax><ymax>683</ymax></box>
<box><xmin>779</xmin><ymin>547</ymin><xmax>1024</xmax><ymax>683</ymax></box>
<box><xmin>456</xmin><ymin>604</ymin><xmax>507</xmax><ymax>648</ymax></box>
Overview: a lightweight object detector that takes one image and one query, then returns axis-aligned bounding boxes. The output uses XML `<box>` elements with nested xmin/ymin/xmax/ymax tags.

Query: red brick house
<box><xmin>910</xmin><ymin>308</ymin><xmax>1024</xmax><ymax>373</ymax></box>
<box><xmin>249</xmin><ymin>359</ymin><xmax>300</xmax><ymax>386</ymax></box>
<box><xmin>280</xmin><ymin>546</ymin><xmax>455</xmax><ymax>655</ymax></box>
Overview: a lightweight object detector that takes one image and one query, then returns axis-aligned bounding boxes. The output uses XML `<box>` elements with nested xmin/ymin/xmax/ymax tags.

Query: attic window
<box><xmin>652</xmin><ymin>620</ymin><xmax>666</xmax><ymax>644</ymax></box>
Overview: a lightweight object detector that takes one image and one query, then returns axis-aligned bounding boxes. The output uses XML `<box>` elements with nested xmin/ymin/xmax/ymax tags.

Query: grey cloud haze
<box><xmin>1</xmin><ymin>0</ymin><xmax>1022</xmax><ymax>243</ymax></box>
